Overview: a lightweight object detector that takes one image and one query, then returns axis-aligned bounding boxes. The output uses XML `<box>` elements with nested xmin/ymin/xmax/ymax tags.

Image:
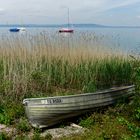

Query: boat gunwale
<box><xmin>23</xmin><ymin>85</ymin><xmax>135</xmax><ymax>103</ymax></box>
<box><xmin>26</xmin><ymin>90</ymin><xmax>133</xmax><ymax>107</ymax></box>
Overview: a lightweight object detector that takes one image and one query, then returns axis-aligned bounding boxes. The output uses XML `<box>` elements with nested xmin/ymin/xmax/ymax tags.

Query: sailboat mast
<box><xmin>68</xmin><ymin>8</ymin><xmax>70</xmax><ymax>28</ymax></box>
<box><xmin>59</xmin><ymin>7</ymin><xmax>73</xmax><ymax>33</ymax></box>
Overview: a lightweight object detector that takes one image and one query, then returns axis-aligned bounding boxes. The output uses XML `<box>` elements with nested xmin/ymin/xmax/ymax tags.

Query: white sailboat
<box><xmin>59</xmin><ymin>8</ymin><xmax>74</xmax><ymax>33</ymax></box>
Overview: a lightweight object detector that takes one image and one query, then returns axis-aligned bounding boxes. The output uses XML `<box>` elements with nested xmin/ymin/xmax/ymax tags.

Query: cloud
<box><xmin>0</xmin><ymin>8</ymin><xmax>5</xmax><ymax>15</ymax></box>
<box><xmin>88</xmin><ymin>0</ymin><xmax>140</xmax><ymax>13</ymax></box>
<box><xmin>66</xmin><ymin>0</ymin><xmax>140</xmax><ymax>16</ymax></box>
<box><xmin>0</xmin><ymin>0</ymin><xmax>139</xmax><ymax>24</ymax></box>
<box><xmin>0</xmin><ymin>8</ymin><xmax>5</xmax><ymax>12</ymax></box>
<box><xmin>136</xmin><ymin>15</ymin><xmax>140</xmax><ymax>18</ymax></box>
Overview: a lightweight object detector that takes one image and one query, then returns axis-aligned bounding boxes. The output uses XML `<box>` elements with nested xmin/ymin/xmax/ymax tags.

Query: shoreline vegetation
<box><xmin>0</xmin><ymin>32</ymin><xmax>140</xmax><ymax>139</ymax></box>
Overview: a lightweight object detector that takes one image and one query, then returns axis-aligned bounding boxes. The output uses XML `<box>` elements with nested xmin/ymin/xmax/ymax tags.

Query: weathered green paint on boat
<box><xmin>23</xmin><ymin>85</ymin><xmax>135</xmax><ymax>128</ymax></box>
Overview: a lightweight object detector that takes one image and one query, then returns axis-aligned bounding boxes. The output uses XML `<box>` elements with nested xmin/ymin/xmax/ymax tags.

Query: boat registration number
<box><xmin>41</xmin><ymin>98</ymin><xmax>62</xmax><ymax>104</ymax></box>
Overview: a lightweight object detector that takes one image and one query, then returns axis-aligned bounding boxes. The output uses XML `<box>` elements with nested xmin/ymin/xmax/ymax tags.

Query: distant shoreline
<box><xmin>0</xmin><ymin>24</ymin><xmax>140</xmax><ymax>28</ymax></box>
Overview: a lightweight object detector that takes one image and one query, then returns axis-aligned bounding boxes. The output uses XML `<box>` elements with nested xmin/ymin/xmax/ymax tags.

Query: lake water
<box><xmin>0</xmin><ymin>27</ymin><xmax>140</xmax><ymax>55</ymax></box>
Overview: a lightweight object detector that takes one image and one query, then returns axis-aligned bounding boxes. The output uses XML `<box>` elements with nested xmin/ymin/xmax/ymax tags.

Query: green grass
<box><xmin>0</xmin><ymin>132</ymin><xmax>10</xmax><ymax>140</ymax></box>
<box><xmin>0</xmin><ymin>57</ymin><xmax>133</xmax><ymax>98</ymax></box>
<box><xmin>60</xmin><ymin>99</ymin><xmax>140</xmax><ymax>140</ymax></box>
<box><xmin>16</xmin><ymin>117</ymin><xmax>31</xmax><ymax>132</ymax></box>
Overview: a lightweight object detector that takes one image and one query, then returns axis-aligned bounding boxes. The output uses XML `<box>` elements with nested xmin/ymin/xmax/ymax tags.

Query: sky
<box><xmin>0</xmin><ymin>0</ymin><xmax>140</xmax><ymax>26</ymax></box>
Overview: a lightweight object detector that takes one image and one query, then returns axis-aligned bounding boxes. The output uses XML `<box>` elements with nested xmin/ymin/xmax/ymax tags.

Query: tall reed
<box><xmin>0</xmin><ymin>32</ymin><xmax>134</xmax><ymax>101</ymax></box>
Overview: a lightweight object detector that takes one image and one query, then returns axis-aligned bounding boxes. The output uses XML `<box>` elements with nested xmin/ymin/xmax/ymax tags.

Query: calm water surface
<box><xmin>0</xmin><ymin>27</ymin><xmax>140</xmax><ymax>55</ymax></box>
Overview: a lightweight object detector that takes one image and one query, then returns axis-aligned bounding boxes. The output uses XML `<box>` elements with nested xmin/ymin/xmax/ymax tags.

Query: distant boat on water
<box><xmin>18</xmin><ymin>27</ymin><xmax>26</xmax><ymax>31</ymax></box>
<box><xmin>59</xmin><ymin>8</ymin><xmax>74</xmax><ymax>33</ymax></box>
<box><xmin>59</xmin><ymin>28</ymin><xmax>74</xmax><ymax>33</ymax></box>
<box><xmin>9</xmin><ymin>28</ymin><xmax>20</xmax><ymax>32</ymax></box>
<box><xmin>9</xmin><ymin>27</ymin><xmax>26</xmax><ymax>32</ymax></box>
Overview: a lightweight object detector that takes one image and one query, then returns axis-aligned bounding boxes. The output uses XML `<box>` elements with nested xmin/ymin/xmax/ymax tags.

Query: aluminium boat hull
<box><xmin>23</xmin><ymin>85</ymin><xmax>135</xmax><ymax>128</ymax></box>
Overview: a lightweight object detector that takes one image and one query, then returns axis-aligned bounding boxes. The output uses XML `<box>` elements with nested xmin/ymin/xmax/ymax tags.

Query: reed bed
<box><xmin>0</xmin><ymin>32</ymin><xmax>134</xmax><ymax>102</ymax></box>
<box><xmin>0</xmin><ymin>32</ymin><xmax>139</xmax><ymax>139</ymax></box>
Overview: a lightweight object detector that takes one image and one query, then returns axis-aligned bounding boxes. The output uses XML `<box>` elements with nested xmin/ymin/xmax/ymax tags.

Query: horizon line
<box><xmin>0</xmin><ymin>23</ymin><xmax>140</xmax><ymax>28</ymax></box>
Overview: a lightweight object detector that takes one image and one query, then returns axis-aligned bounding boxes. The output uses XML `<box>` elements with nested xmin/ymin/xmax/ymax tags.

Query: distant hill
<box><xmin>0</xmin><ymin>24</ymin><xmax>105</xmax><ymax>28</ymax></box>
<box><xmin>0</xmin><ymin>24</ymin><xmax>140</xmax><ymax>28</ymax></box>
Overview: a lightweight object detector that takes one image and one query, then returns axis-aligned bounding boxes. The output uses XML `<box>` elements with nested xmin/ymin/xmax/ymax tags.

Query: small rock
<box><xmin>0</xmin><ymin>124</ymin><xmax>16</xmax><ymax>136</ymax></box>
<box><xmin>41</xmin><ymin>125</ymin><xmax>87</xmax><ymax>139</ymax></box>
<box><xmin>0</xmin><ymin>124</ymin><xmax>6</xmax><ymax>130</ymax></box>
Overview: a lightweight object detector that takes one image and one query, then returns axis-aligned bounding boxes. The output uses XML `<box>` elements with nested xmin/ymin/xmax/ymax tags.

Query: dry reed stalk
<box><xmin>0</xmin><ymin>33</ymin><xmax>131</xmax><ymax>97</ymax></box>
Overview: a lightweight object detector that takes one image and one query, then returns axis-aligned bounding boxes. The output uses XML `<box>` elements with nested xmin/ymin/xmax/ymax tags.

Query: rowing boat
<box><xmin>23</xmin><ymin>85</ymin><xmax>135</xmax><ymax>128</ymax></box>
